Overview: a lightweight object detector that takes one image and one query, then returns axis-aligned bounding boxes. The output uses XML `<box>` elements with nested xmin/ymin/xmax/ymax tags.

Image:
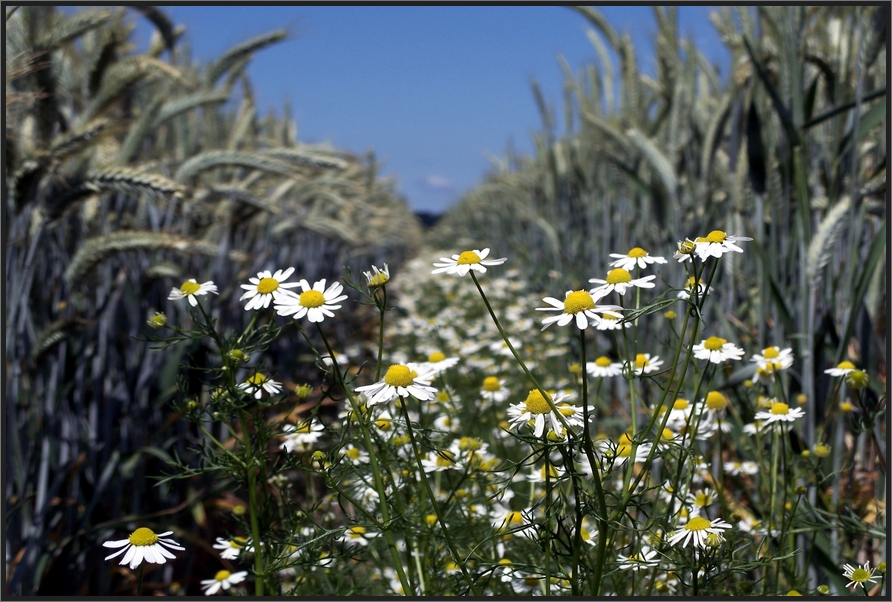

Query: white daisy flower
<box><xmin>676</xmin><ymin>276</ymin><xmax>710</xmax><ymax>300</ymax></box>
<box><xmin>586</xmin><ymin>356</ymin><xmax>623</xmax><ymax>378</ymax></box>
<box><xmin>673</xmin><ymin>238</ymin><xmax>697</xmax><ymax>263</ymax></box>
<box><xmin>666</xmin><ymin>516</ymin><xmax>732</xmax><ymax>548</ymax></box>
<box><xmin>431</xmin><ymin>248</ymin><xmax>507</xmax><ymax>277</ymax></box>
<box><xmin>526</xmin><ymin>463</ymin><xmax>563</xmax><ymax>484</ymax></box>
<box><xmin>354</xmin><ymin>363</ymin><xmax>438</xmax><ymax>406</ymax></box>
<box><xmin>281</xmin><ymin>419</ymin><xmax>325</xmax><ymax>453</ymax></box>
<box><xmin>536</xmin><ymin>289</ymin><xmax>623</xmax><ymax>331</ymax></box>
<box><xmin>693</xmin><ymin>230</ymin><xmax>752</xmax><ymax>260</ymax></box>
<box><xmin>742</xmin><ymin>421</ymin><xmax>766</xmax><ymax>436</ymax></box>
<box><xmin>842</xmin><ymin>561</ymin><xmax>878</xmax><ymax>590</ymax></box>
<box><xmin>626</xmin><ymin>353</ymin><xmax>664</xmax><ymax>376</ymax></box>
<box><xmin>507</xmin><ymin>389</ymin><xmax>582</xmax><ymax>438</ymax></box>
<box><xmin>589</xmin><ymin>268</ymin><xmax>656</xmax><ymax>300</ymax></box>
<box><xmin>493</xmin><ymin>508</ymin><xmax>537</xmax><ymax>539</ymax></box>
<box><xmin>337</xmin><ymin>525</ymin><xmax>379</xmax><ymax>548</ymax></box>
<box><xmin>754</xmin><ymin>401</ymin><xmax>805</xmax><ymax>425</ymax></box>
<box><xmin>102</xmin><ymin>527</ymin><xmax>185</xmax><ymax>570</ymax></box>
<box><xmin>751</xmin><ymin>346</ymin><xmax>794</xmax><ymax>371</ymax></box>
<box><xmin>663</xmin><ymin>398</ymin><xmax>695</xmax><ymax>430</ymax></box>
<box><xmin>212</xmin><ymin>537</ymin><xmax>250</xmax><ymax>560</ymax></box>
<box><xmin>237</xmin><ymin>372</ymin><xmax>282</xmax><ymax>399</ymax></box>
<box><xmin>168</xmin><ymin>279</ymin><xmax>218</xmax><ymax>307</ymax></box>
<box><xmin>609</xmin><ymin>247</ymin><xmax>668</xmax><ymax>271</ymax></box>
<box><xmin>596</xmin><ymin>312</ymin><xmax>632</xmax><ymax>330</ymax></box>
<box><xmin>600</xmin><ymin>433</ymin><xmax>652</xmax><ymax>466</ymax></box>
<box><xmin>824</xmin><ymin>360</ymin><xmax>858</xmax><ymax>377</ymax></box>
<box><xmin>418</xmin><ymin>351</ymin><xmax>460</xmax><ymax>374</ymax></box>
<box><xmin>686</xmin><ymin>488</ymin><xmax>716</xmax><ymax>517</ymax></box>
<box><xmin>338</xmin><ymin>444</ymin><xmax>370</xmax><ymax>465</ymax></box>
<box><xmin>363</xmin><ymin>263</ymin><xmax>390</xmax><ymax>288</ymax></box>
<box><xmin>616</xmin><ymin>547</ymin><xmax>659</xmax><ymax>571</ymax></box>
<box><xmin>480</xmin><ymin>376</ymin><xmax>510</xmax><ymax>403</ymax></box>
<box><xmin>201</xmin><ymin>569</ymin><xmax>248</xmax><ymax>595</ymax></box>
<box><xmin>692</xmin><ymin>336</ymin><xmax>745</xmax><ymax>363</ymax></box>
<box><xmin>239</xmin><ymin>267</ymin><xmax>300</xmax><ymax>311</ymax></box>
<box><xmin>420</xmin><ymin>449</ymin><xmax>458</xmax><ymax>473</ymax></box>
<box><xmin>274</xmin><ymin>279</ymin><xmax>348</xmax><ymax>323</ymax></box>
<box><xmin>723</xmin><ymin>460</ymin><xmax>758</xmax><ymax>476</ymax></box>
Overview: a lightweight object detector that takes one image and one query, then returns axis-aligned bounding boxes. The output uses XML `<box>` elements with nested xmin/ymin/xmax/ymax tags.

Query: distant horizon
<box><xmin>110</xmin><ymin>5</ymin><xmax>732</xmax><ymax>212</ymax></box>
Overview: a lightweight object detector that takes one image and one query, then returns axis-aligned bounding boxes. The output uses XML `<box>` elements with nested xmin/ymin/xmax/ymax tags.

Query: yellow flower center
<box><xmin>849</xmin><ymin>568</ymin><xmax>871</xmax><ymax>582</ymax></box>
<box><xmin>605</xmin><ymin>268</ymin><xmax>632</xmax><ymax>284</ymax></box>
<box><xmin>375</xmin><ymin>418</ymin><xmax>392</xmax><ymax>430</ymax></box>
<box><xmin>763</xmin><ymin>346</ymin><xmax>780</xmax><ymax>359</ymax></box>
<box><xmin>684</xmin><ymin>516</ymin><xmax>712</xmax><ymax>531</ymax></box>
<box><xmin>428</xmin><ymin>352</ymin><xmax>446</xmax><ymax>362</ymax></box>
<box><xmin>694</xmin><ymin>492</ymin><xmax>713</xmax><ymax>507</ymax></box>
<box><xmin>505</xmin><ymin>511</ymin><xmax>524</xmax><ymax>525</ymax></box>
<box><xmin>435</xmin><ymin>450</ymin><xmax>456</xmax><ymax>467</ymax></box>
<box><xmin>628</xmin><ymin>247</ymin><xmax>647</xmax><ymax>258</ymax></box>
<box><xmin>367</xmin><ymin>271</ymin><xmax>389</xmax><ymax>286</ymax></box>
<box><xmin>384</xmin><ymin>365</ymin><xmax>417</xmax><ymax>387</ymax></box>
<box><xmin>837</xmin><ymin>360</ymin><xmax>856</xmax><ymax>370</ymax></box>
<box><xmin>483</xmin><ymin>376</ymin><xmax>502</xmax><ymax>393</ymax></box>
<box><xmin>661</xmin><ymin>428</ymin><xmax>675</xmax><ymax>440</ymax></box>
<box><xmin>673</xmin><ymin>399</ymin><xmax>689</xmax><ymax>410</ymax></box>
<box><xmin>523</xmin><ymin>577</ymin><xmax>540</xmax><ymax>587</ymax></box>
<box><xmin>346</xmin><ymin>448</ymin><xmax>362</xmax><ymax>460</ymax></box>
<box><xmin>348</xmin><ymin>526</ymin><xmax>366</xmax><ymax>537</ymax></box>
<box><xmin>563</xmin><ymin>290</ymin><xmax>596</xmax><ymax>314</ymax></box>
<box><xmin>523</xmin><ymin>389</ymin><xmax>554</xmax><ymax>414</ymax></box>
<box><xmin>635</xmin><ymin>354</ymin><xmax>649</xmax><ymax>369</ymax></box>
<box><xmin>705</xmin><ymin>391</ymin><xmax>727</xmax><ymax>410</ymax></box>
<box><xmin>557</xmin><ymin>403</ymin><xmax>576</xmax><ymax>417</ymax></box>
<box><xmin>456</xmin><ymin>250</ymin><xmax>482</xmax><ymax>265</ymax></box>
<box><xmin>704</xmin><ymin>230</ymin><xmax>727</xmax><ymax>243</ymax></box>
<box><xmin>814</xmin><ymin>444</ymin><xmax>830</xmax><ymax>458</ymax></box>
<box><xmin>128</xmin><ymin>527</ymin><xmax>159</xmax><ymax>546</ymax></box>
<box><xmin>256</xmin><ymin>277</ymin><xmax>279</xmax><ymax>294</ymax></box>
<box><xmin>246</xmin><ymin>372</ymin><xmax>267</xmax><ymax>385</ymax></box>
<box><xmin>425</xmin><ymin>514</ymin><xmax>438</xmax><ymax>526</ymax></box>
<box><xmin>540</xmin><ymin>464</ymin><xmax>560</xmax><ymax>479</ymax></box>
<box><xmin>299</xmin><ymin>289</ymin><xmax>325</xmax><ymax>308</ymax></box>
<box><xmin>770</xmin><ymin>402</ymin><xmax>790</xmax><ymax>415</ymax></box>
<box><xmin>840</xmin><ymin>401</ymin><xmax>854</xmax><ymax>412</ymax></box>
<box><xmin>678</xmin><ymin>239</ymin><xmax>696</xmax><ymax>253</ymax></box>
<box><xmin>179</xmin><ymin>280</ymin><xmax>201</xmax><ymax>295</ymax></box>
<box><xmin>436</xmin><ymin>391</ymin><xmax>450</xmax><ymax>402</ymax></box>
<box><xmin>214</xmin><ymin>570</ymin><xmax>231</xmax><ymax>581</ymax></box>
<box><xmin>595</xmin><ymin>356</ymin><xmax>612</xmax><ymax>367</ymax></box>
<box><xmin>703</xmin><ymin>336</ymin><xmax>727</xmax><ymax>350</ymax></box>
<box><xmin>229</xmin><ymin>537</ymin><xmax>247</xmax><ymax>548</ymax></box>
<box><xmin>296</xmin><ymin>422</ymin><xmax>311</xmax><ymax>433</ymax></box>
<box><xmin>459</xmin><ymin>436</ymin><xmax>482</xmax><ymax>451</ymax></box>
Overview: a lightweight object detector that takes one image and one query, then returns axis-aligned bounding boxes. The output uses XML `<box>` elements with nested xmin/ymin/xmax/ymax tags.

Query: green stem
<box><xmin>136</xmin><ymin>562</ymin><xmax>144</xmax><ymax>596</ymax></box>
<box><xmin>399</xmin><ymin>397</ymin><xmax>480</xmax><ymax>596</ymax></box>
<box><xmin>314</xmin><ymin>325</ymin><xmax>414</xmax><ymax>596</ymax></box>
<box><xmin>238</xmin><ymin>410</ymin><xmax>265</xmax><ymax>596</ymax></box>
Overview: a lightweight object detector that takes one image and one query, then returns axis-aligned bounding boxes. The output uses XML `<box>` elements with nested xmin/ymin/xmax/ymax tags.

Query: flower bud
<box><xmin>664</xmin><ymin>310</ymin><xmax>677</xmax><ymax>320</ymax></box>
<box><xmin>228</xmin><ymin>349</ymin><xmax>249</xmax><ymax>364</ymax></box>
<box><xmin>147</xmin><ymin>312</ymin><xmax>167</xmax><ymax>329</ymax></box>
<box><xmin>813</xmin><ymin>444</ymin><xmax>831</xmax><ymax>458</ymax></box>
<box><xmin>816</xmin><ymin>585</ymin><xmax>830</xmax><ymax>595</ymax></box>
<box><xmin>232</xmin><ymin>505</ymin><xmax>246</xmax><ymax>516</ymax></box>
<box><xmin>312</xmin><ymin>451</ymin><xmax>326</xmax><ymax>464</ymax></box>
<box><xmin>877</xmin><ymin>562</ymin><xmax>886</xmax><ymax>575</ymax></box>
<box><xmin>845</xmin><ymin>370</ymin><xmax>869</xmax><ymax>390</ymax></box>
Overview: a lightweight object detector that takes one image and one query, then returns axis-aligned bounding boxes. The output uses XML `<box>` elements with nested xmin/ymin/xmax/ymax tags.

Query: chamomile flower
<box><xmin>480</xmin><ymin>376</ymin><xmax>510</xmax><ymax>403</ymax></box>
<box><xmin>673</xmin><ymin>238</ymin><xmax>697</xmax><ymax>262</ymax></box>
<box><xmin>693</xmin><ymin>336</ymin><xmax>745</xmax><ymax>363</ymax></box>
<box><xmin>337</xmin><ymin>526</ymin><xmax>379</xmax><ymax>548</ymax></box>
<box><xmin>596</xmin><ymin>313</ymin><xmax>632</xmax><ymax>330</ymax></box>
<box><xmin>842</xmin><ymin>561</ymin><xmax>878</xmax><ymax>590</ymax></box>
<box><xmin>536</xmin><ymin>290</ymin><xmax>623</xmax><ymax>330</ymax></box>
<box><xmin>213</xmin><ymin>537</ymin><xmax>249</xmax><ymax>560</ymax></box>
<box><xmin>608</xmin><ymin>247</ymin><xmax>668</xmax><ymax>271</ymax></box>
<box><xmin>586</xmin><ymin>356</ymin><xmax>623</xmax><ymax>378</ymax></box>
<box><xmin>239</xmin><ymin>267</ymin><xmax>299</xmax><ymax>311</ymax></box>
<box><xmin>686</xmin><ymin>488</ymin><xmax>716</xmax><ymax>517</ymax></box>
<box><xmin>666</xmin><ymin>516</ymin><xmax>732</xmax><ymax>548</ymax></box>
<box><xmin>420</xmin><ymin>351</ymin><xmax>460</xmax><ymax>374</ymax></box>
<box><xmin>616</xmin><ymin>547</ymin><xmax>659</xmax><ymax>571</ymax></box>
<box><xmin>363</xmin><ymin>263</ymin><xmax>390</xmax><ymax>288</ymax></box>
<box><xmin>237</xmin><ymin>372</ymin><xmax>282</xmax><ymax>399</ymax></box>
<box><xmin>420</xmin><ymin>449</ymin><xmax>458</xmax><ymax>473</ymax></box>
<box><xmin>676</xmin><ymin>276</ymin><xmax>710</xmax><ymax>300</ymax></box>
<box><xmin>693</xmin><ymin>230</ymin><xmax>752</xmax><ymax>260</ymax></box>
<box><xmin>824</xmin><ymin>360</ymin><xmax>858</xmax><ymax>377</ymax></box>
<box><xmin>754</xmin><ymin>401</ymin><xmax>805</xmax><ymax>425</ymax></box>
<box><xmin>103</xmin><ymin>527</ymin><xmax>185</xmax><ymax>570</ymax></box>
<box><xmin>274</xmin><ymin>279</ymin><xmax>348</xmax><ymax>323</ymax></box>
<box><xmin>589</xmin><ymin>268</ymin><xmax>656</xmax><ymax>299</ymax></box>
<box><xmin>431</xmin><ymin>248</ymin><xmax>506</xmax><ymax>277</ymax></box>
<box><xmin>601</xmin><ymin>433</ymin><xmax>652</xmax><ymax>466</ymax></box>
<box><xmin>354</xmin><ymin>363</ymin><xmax>438</xmax><ymax>406</ymax></box>
<box><xmin>281</xmin><ymin>419</ymin><xmax>325</xmax><ymax>453</ymax></box>
<box><xmin>751</xmin><ymin>346</ymin><xmax>795</xmax><ymax>371</ymax></box>
<box><xmin>507</xmin><ymin>389</ymin><xmax>582</xmax><ymax>438</ymax></box>
<box><xmin>723</xmin><ymin>460</ymin><xmax>759</xmax><ymax>476</ymax></box>
<box><xmin>168</xmin><ymin>279</ymin><xmax>217</xmax><ymax>307</ymax></box>
<box><xmin>627</xmin><ymin>353</ymin><xmax>664</xmax><ymax>376</ymax></box>
<box><xmin>526</xmin><ymin>463</ymin><xmax>563</xmax><ymax>484</ymax></box>
<box><xmin>201</xmin><ymin>570</ymin><xmax>248</xmax><ymax>595</ymax></box>
<box><xmin>338</xmin><ymin>444</ymin><xmax>370</xmax><ymax>465</ymax></box>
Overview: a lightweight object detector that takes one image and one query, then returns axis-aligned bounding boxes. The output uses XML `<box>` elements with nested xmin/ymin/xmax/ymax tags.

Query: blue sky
<box><xmin>121</xmin><ymin>5</ymin><xmax>731</xmax><ymax>213</ymax></box>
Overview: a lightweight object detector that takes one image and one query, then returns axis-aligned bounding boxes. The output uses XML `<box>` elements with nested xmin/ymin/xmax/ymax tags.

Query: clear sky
<box><xmin>120</xmin><ymin>5</ymin><xmax>730</xmax><ymax>213</ymax></box>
